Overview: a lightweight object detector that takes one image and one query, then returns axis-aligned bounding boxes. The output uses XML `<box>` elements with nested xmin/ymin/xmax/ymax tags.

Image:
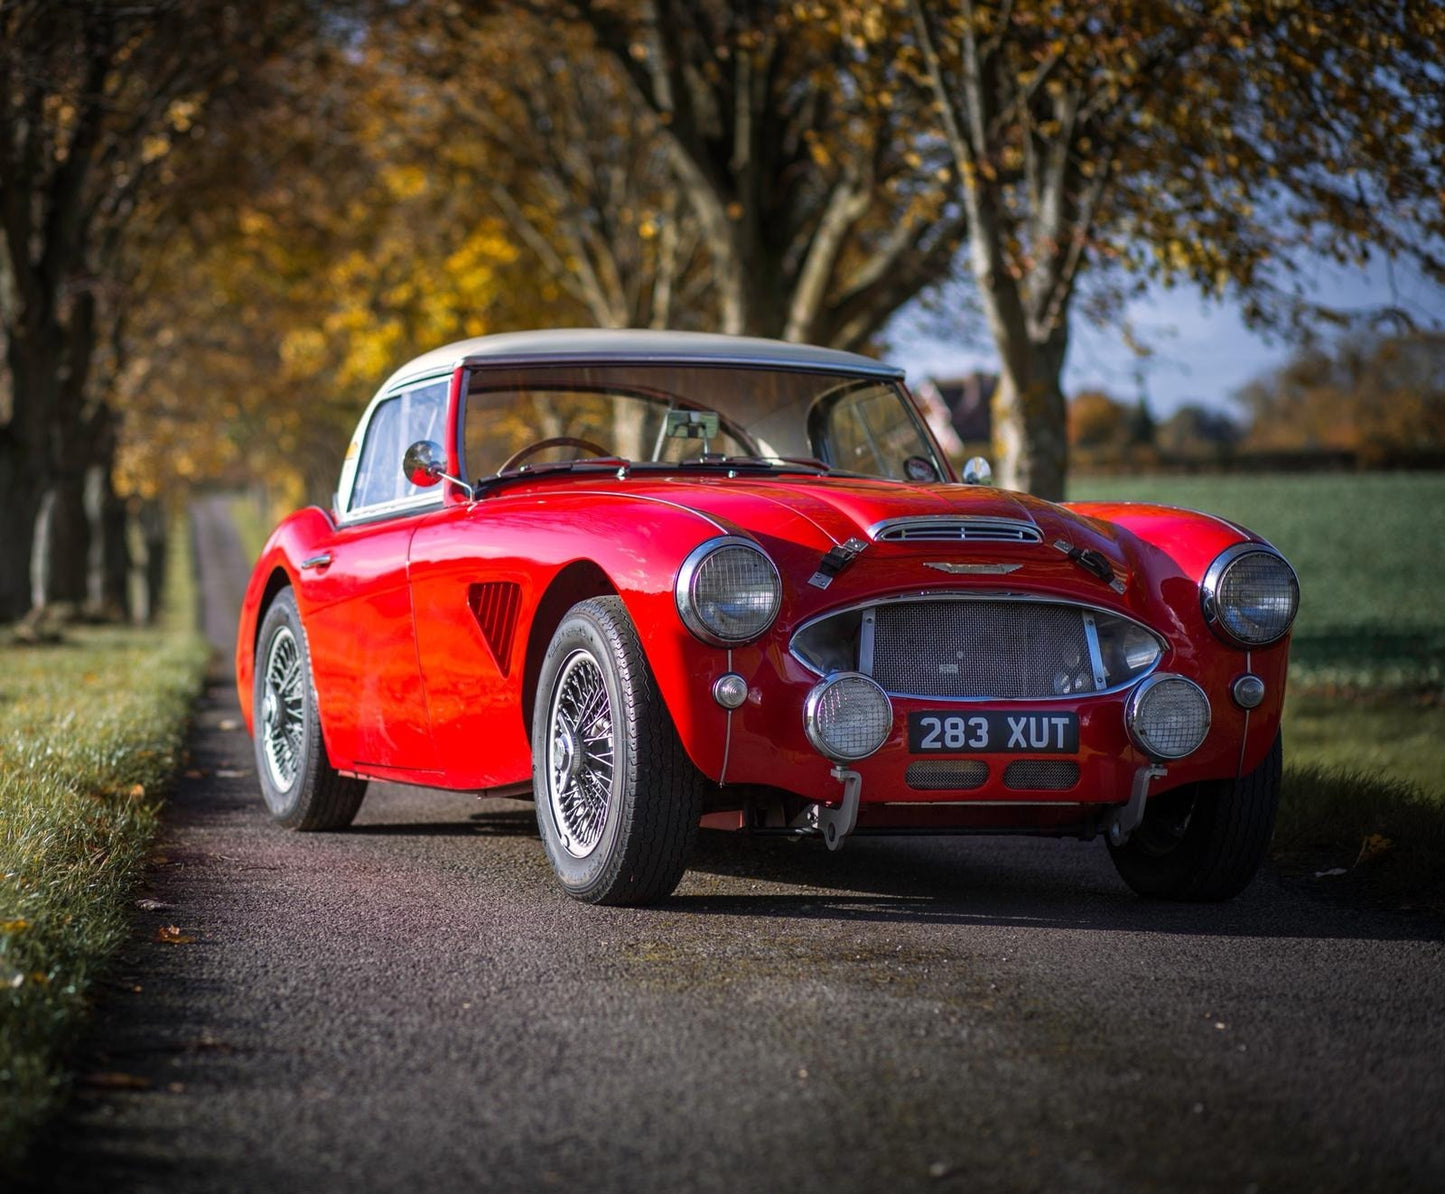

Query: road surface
<box><xmin>30</xmin><ymin>495</ymin><xmax>1445</xmax><ymax>1192</ymax></box>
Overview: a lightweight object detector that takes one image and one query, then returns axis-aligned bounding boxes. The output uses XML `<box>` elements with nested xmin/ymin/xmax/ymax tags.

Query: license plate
<box><xmin>907</xmin><ymin>711</ymin><xmax>1078</xmax><ymax>754</ymax></box>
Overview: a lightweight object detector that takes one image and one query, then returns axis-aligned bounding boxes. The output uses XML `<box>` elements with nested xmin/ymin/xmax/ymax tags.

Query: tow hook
<box><xmin>817</xmin><ymin>766</ymin><xmax>862</xmax><ymax>851</ymax></box>
<box><xmin>1108</xmin><ymin>763</ymin><xmax>1168</xmax><ymax>846</ymax></box>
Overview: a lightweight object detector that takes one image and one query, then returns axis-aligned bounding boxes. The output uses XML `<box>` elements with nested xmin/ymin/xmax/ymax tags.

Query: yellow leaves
<box><xmin>140</xmin><ymin>135</ymin><xmax>171</xmax><ymax>164</ymax></box>
<box><xmin>1</xmin><ymin>918</ymin><xmax>30</xmax><ymax>934</ymax></box>
<box><xmin>1355</xmin><ymin>834</ymin><xmax>1394</xmax><ymax>866</ymax></box>
<box><xmin>168</xmin><ymin>99</ymin><xmax>199</xmax><ymax>133</ymax></box>
<box><xmin>380</xmin><ymin>164</ymin><xmax>428</xmax><ymax>201</ymax></box>
<box><xmin>154</xmin><ymin>925</ymin><xmax>195</xmax><ymax>944</ymax></box>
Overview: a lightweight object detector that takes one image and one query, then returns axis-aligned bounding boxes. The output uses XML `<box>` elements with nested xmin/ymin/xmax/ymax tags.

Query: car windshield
<box><xmin>461</xmin><ymin>363</ymin><xmax>945</xmax><ymax>482</ymax></box>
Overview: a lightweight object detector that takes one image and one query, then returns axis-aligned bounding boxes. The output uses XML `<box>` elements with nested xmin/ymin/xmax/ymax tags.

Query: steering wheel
<box><xmin>498</xmin><ymin>436</ymin><xmax>613</xmax><ymax>473</ymax></box>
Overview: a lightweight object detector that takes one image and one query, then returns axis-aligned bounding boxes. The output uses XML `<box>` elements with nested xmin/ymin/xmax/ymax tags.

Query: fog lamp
<box><xmin>804</xmin><ymin>673</ymin><xmax>893</xmax><ymax>762</ymax></box>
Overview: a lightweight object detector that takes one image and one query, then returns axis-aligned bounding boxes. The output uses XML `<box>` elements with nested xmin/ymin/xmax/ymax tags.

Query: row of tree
<box><xmin>3</xmin><ymin>1</ymin><xmax>1443</xmax><ymax>622</ymax></box>
<box><xmin>1066</xmin><ymin>331</ymin><xmax>1445</xmax><ymax>469</ymax></box>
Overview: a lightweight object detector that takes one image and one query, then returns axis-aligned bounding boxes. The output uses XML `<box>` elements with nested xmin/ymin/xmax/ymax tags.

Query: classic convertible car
<box><xmin>236</xmin><ymin>330</ymin><xmax>1298</xmax><ymax>905</ymax></box>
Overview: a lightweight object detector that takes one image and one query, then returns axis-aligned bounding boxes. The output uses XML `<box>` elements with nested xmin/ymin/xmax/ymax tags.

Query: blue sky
<box><xmin>890</xmin><ymin>255</ymin><xmax>1445</xmax><ymax>418</ymax></box>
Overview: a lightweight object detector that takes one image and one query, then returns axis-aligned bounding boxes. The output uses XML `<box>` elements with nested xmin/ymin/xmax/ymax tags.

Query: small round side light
<box><xmin>1231</xmin><ymin>674</ymin><xmax>1266</xmax><ymax>710</ymax></box>
<box><xmin>713</xmin><ymin>673</ymin><xmax>749</xmax><ymax>709</ymax></box>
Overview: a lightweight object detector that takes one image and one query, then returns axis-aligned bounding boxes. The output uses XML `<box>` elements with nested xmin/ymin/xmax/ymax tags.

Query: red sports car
<box><xmin>236</xmin><ymin>330</ymin><xmax>1298</xmax><ymax>905</ymax></box>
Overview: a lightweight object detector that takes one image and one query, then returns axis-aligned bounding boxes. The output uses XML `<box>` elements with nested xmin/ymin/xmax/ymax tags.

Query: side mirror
<box><xmin>962</xmin><ymin>456</ymin><xmax>993</xmax><ymax>485</ymax></box>
<box><xmin>403</xmin><ymin>440</ymin><xmax>447</xmax><ymax>487</ymax></box>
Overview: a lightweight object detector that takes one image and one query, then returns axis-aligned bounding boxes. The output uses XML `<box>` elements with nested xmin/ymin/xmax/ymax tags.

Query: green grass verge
<box><xmin>0</xmin><ymin>521</ymin><xmax>209</xmax><ymax>1173</ymax></box>
<box><xmin>228</xmin><ymin>491</ymin><xmax>271</xmax><ymax>566</ymax></box>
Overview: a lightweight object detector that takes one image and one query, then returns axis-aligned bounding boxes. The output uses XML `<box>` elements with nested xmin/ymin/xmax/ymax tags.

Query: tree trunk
<box><xmin>137</xmin><ymin>498</ymin><xmax>168</xmax><ymax>624</ymax></box>
<box><xmin>0</xmin><ymin>432</ymin><xmax>45</xmax><ymax>622</ymax></box>
<box><xmin>990</xmin><ymin>336</ymin><xmax>1070</xmax><ymax>500</ymax></box>
<box><xmin>85</xmin><ymin>459</ymin><xmax>130</xmax><ymax>620</ymax></box>
<box><xmin>31</xmin><ymin>470</ymin><xmax>91</xmax><ymax>610</ymax></box>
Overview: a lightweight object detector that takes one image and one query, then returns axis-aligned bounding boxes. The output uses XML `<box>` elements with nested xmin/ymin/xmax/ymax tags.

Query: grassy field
<box><xmin>0</xmin><ymin>527</ymin><xmax>210</xmax><ymax>1173</ymax></box>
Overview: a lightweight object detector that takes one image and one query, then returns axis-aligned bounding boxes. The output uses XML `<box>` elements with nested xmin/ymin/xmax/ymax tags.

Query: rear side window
<box><xmin>349</xmin><ymin>382</ymin><xmax>448</xmax><ymax>512</ymax></box>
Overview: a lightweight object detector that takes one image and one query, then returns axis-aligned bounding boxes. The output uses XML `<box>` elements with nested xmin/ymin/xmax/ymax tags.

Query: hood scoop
<box><xmin>870</xmin><ymin>516</ymin><xmax>1043</xmax><ymax>545</ymax></box>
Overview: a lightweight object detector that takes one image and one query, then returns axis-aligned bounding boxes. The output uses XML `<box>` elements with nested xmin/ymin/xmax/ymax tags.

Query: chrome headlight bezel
<box><xmin>803</xmin><ymin>672</ymin><xmax>894</xmax><ymax>762</ymax></box>
<box><xmin>675</xmin><ymin>536</ymin><xmax>782</xmax><ymax>647</ymax></box>
<box><xmin>1201</xmin><ymin>543</ymin><xmax>1300</xmax><ymax>648</ymax></box>
<box><xmin>1125</xmin><ymin>672</ymin><xmax>1212</xmax><ymax>760</ymax></box>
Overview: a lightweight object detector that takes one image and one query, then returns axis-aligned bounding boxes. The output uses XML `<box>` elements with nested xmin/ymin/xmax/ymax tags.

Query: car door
<box><xmin>303</xmin><ymin>379</ymin><xmax>449</xmax><ymax>774</ymax></box>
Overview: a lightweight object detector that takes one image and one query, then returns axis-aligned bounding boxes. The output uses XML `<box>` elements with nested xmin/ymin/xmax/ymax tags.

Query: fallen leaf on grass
<box><xmin>218</xmin><ymin>718</ymin><xmax>241</xmax><ymax>731</ymax></box>
<box><xmin>1</xmin><ymin>918</ymin><xmax>30</xmax><ymax>933</ymax></box>
<box><xmin>134</xmin><ymin>898</ymin><xmax>172</xmax><ymax>911</ymax></box>
<box><xmin>215</xmin><ymin>769</ymin><xmax>249</xmax><ymax>779</ymax></box>
<box><xmin>1355</xmin><ymin>834</ymin><xmax>1394</xmax><ymax>866</ymax></box>
<box><xmin>154</xmin><ymin>925</ymin><xmax>196</xmax><ymax>944</ymax></box>
<box><xmin>82</xmin><ymin>1072</ymin><xmax>152</xmax><ymax>1091</ymax></box>
<box><xmin>1314</xmin><ymin>867</ymin><xmax>1349</xmax><ymax>878</ymax></box>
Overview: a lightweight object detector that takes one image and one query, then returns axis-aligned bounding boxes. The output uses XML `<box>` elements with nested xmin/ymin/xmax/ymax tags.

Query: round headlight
<box><xmin>1202</xmin><ymin>544</ymin><xmax>1299</xmax><ymax>647</ymax></box>
<box><xmin>676</xmin><ymin>537</ymin><xmax>782</xmax><ymax>645</ymax></box>
<box><xmin>1125</xmin><ymin>673</ymin><xmax>1211</xmax><ymax>760</ymax></box>
<box><xmin>804</xmin><ymin>673</ymin><xmax>893</xmax><ymax>762</ymax></box>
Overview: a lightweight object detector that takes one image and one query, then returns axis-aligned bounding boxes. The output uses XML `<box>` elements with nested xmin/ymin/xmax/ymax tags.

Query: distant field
<box><xmin>1069</xmin><ymin>472</ymin><xmax>1445</xmax><ymax>692</ymax></box>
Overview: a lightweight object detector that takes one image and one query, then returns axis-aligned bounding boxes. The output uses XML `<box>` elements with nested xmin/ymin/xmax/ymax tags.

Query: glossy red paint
<box><xmin>237</xmin><ymin>354</ymin><xmax>1292</xmax><ymax>837</ymax></box>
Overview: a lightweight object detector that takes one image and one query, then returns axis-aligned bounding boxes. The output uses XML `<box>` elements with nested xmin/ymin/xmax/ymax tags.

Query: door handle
<box><xmin>300</xmin><ymin>553</ymin><xmax>333</xmax><ymax>571</ymax></box>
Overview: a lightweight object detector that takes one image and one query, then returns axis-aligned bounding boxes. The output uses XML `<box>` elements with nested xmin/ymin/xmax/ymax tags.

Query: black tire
<box><xmin>252</xmin><ymin>588</ymin><xmax>367</xmax><ymax>830</ymax></box>
<box><xmin>1108</xmin><ymin>733</ymin><xmax>1282</xmax><ymax>901</ymax></box>
<box><xmin>531</xmin><ymin>596</ymin><xmax>704</xmax><ymax>905</ymax></box>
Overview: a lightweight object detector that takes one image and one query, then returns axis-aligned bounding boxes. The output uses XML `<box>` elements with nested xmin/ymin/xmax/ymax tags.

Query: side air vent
<box><xmin>468</xmin><ymin>582</ymin><xmax>521</xmax><ymax>675</ymax></box>
<box><xmin>871</xmin><ymin>517</ymin><xmax>1043</xmax><ymax>544</ymax></box>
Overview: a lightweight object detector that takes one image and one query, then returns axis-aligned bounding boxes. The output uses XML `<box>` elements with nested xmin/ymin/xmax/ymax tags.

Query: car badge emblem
<box><xmin>924</xmin><ymin>562</ymin><xmax>1022</xmax><ymax>575</ymax></box>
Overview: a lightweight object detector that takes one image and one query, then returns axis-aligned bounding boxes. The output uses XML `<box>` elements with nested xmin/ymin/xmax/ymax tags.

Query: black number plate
<box><xmin>907</xmin><ymin>711</ymin><xmax>1079</xmax><ymax>754</ymax></box>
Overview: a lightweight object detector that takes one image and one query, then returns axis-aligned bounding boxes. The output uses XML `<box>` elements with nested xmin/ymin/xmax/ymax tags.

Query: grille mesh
<box><xmin>1003</xmin><ymin>760</ymin><xmax>1080</xmax><ymax>790</ymax></box>
<box><xmin>905</xmin><ymin>761</ymin><xmax>990</xmax><ymax>790</ymax></box>
<box><xmin>871</xmin><ymin>601</ymin><xmax>1095</xmax><ymax>699</ymax></box>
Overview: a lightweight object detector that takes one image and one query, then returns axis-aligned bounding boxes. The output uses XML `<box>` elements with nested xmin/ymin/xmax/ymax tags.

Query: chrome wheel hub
<box><xmin>546</xmin><ymin>649</ymin><xmax>615</xmax><ymax>859</ymax></box>
<box><xmin>260</xmin><ymin>626</ymin><xmax>305</xmax><ymax>792</ymax></box>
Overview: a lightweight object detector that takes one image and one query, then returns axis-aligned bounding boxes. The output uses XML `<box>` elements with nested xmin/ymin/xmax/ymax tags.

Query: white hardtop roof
<box><xmin>377</xmin><ymin>328</ymin><xmax>905</xmax><ymax>394</ymax></box>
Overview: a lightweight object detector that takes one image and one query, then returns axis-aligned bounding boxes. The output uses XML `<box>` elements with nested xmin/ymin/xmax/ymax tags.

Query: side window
<box><xmin>349</xmin><ymin>382</ymin><xmax>448</xmax><ymax>512</ymax></box>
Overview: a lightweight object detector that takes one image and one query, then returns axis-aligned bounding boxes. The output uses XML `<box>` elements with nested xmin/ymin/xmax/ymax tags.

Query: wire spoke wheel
<box><xmin>546</xmin><ymin>648</ymin><xmax>616</xmax><ymax>858</ymax></box>
<box><xmin>261</xmin><ymin>625</ymin><xmax>305</xmax><ymax>791</ymax></box>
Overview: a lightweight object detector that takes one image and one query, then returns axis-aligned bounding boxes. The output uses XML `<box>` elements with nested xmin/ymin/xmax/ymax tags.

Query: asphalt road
<box><xmin>28</xmin><ymin>496</ymin><xmax>1445</xmax><ymax>1192</ymax></box>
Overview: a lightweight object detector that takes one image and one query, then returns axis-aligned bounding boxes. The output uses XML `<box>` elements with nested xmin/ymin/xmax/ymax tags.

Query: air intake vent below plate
<box><xmin>873</xmin><ymin>518</ymin><xmax>1043</xmax><ymax>544</ymax></box>
<box><xmin>1003</xmin><ymin>760</ymin><xmax>1080</xmax><ymax>791</ymax></box>
<box><xmin>906</xmin><ymin>761</ymin><xmax>990</xmax><ymax>791</ymax></box>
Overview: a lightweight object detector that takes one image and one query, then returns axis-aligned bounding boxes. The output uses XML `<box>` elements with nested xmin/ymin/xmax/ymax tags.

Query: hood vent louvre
<box><xmin>871</xmin><ymin>517</ymin><xmax>1043</xmax><ymax>544</ymax></box>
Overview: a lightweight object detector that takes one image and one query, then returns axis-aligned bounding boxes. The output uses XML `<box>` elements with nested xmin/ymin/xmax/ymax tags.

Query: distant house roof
<box><xmin>920</xmin><ymin>372</ymin><xmax>996</xmax><ymax>443</ymax></box>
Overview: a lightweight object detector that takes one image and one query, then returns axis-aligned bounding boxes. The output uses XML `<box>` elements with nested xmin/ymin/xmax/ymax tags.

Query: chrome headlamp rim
<box><xmin>804</xmin><ymin>671</ymin><xmax>894</xmax><ymax>762</ymax></box>
<box><xmin>675</xmin><ymin>535</ymin><xmax>782</xmax><ymax>647</ymax></box>
<box><xmin>1124</xmin><ymin>672</ymin><xmax>1212</xmax><ymax>761</ymax></box>
<box><xmin>1201</xmin><ymin>542</ymin><xmax>1299</xmax><ymax>648</ymax></box>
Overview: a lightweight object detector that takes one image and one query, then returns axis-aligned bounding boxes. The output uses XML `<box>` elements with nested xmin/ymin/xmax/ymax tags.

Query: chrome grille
<box><xmin>1003</xmin><ymin>760</ymin><xmax>1080</xmax><ymax>790</ymax></box>
<box><xmin>870</xmin><ymin>600</ymin><xmax>1096</xmax><ymax>699</ymax></box>
<box><xmin>873</xmin><ymin>518</ymin><xmax>1043</xmax><ymax>544</ymax></box>
<box><xmin>906</xmin><ymin>761</ymin><xmax>989</xmax><ymax>791</ymax></box>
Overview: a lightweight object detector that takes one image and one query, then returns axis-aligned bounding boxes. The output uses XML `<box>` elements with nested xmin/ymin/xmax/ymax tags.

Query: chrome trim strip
<box><xmin>1200</xmin><ymin>541</ymin><xmax>1299</xmax><ymax>648</ymax></box>
<box><xmin>1081</xmin><ymin>611</ymin><xmax>1108</xmax><ymax>690</ymax></box>
<box><xmin>867</xmin><ymin>515</ymin><xmax>1043</xmax><ymax>543</ymax></box>
<box><xmin>787</xmin><ymin>590</ymin><xmax>1166</xmax><ymax>702</ymax></box>
<box><xmin>859</xmin><ymin>607</ymin><xmax>876</xmax><ymax>676</ymax></box>
<box><xmin>674</xmin><ymin>536</ymin><xmax>782</xmax><ymax>647</ymax></box>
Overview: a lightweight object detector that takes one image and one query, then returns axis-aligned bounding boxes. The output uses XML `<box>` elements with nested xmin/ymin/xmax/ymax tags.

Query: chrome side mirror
<box><xmin>402</xmin><ymin>440</ymin><xmax>447</xmax><ymax>487</ymax></box>
<box><xmin>403</xmin><ymin>440</ymin><xmax>468</xmax><ymax>494</ymax></box>
<box><xmin>962</xmin><ymin>455</ymin><xmax>993</xmax><ymax>486</ymax></box>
